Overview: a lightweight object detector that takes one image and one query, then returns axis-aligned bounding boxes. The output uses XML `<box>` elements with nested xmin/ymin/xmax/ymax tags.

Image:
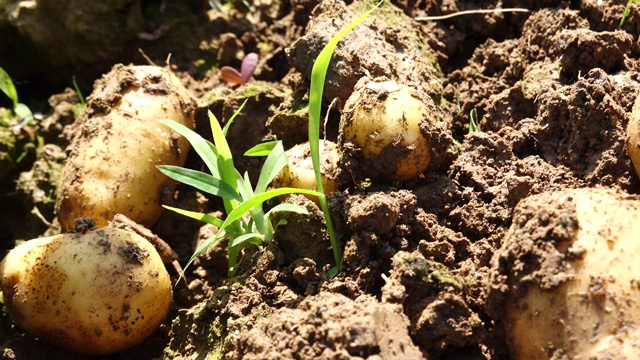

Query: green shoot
<box><xmin>72</xmin><ymin>76</ymin><xmax>86</xmax><ymax>108</ymax></box>
<box><xmin>620</xmin><ymin>0</ymin><xmax>640</xmax><ymax>27</ymax></box>
<box><xmin>0</xmin><ymin>66</ymin><xmax>33</xmax><ymax>123</ymax></box>
<box><xmin>468</xmin><ymin>108</ymin><xmax>480</xmax><ymax>133</ymax></box>
<box><xmin>158</xmin><ymin>100</ymin><xmax>321</xmax><ymax>278</ymax></box>
<box><xmin>308</xmin><ymin>0</ymin><xmax>382</xmax><ymax>278</ymax></box>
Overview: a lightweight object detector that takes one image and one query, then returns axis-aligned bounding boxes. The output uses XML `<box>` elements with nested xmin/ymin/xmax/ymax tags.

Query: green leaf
<box><xmin>222</xmin><ymin>99</ymin><xmax>248</xmax><ymax>136</ymax></box>
<box><xmin>228</xmin><ymin>232</ymin><xmax>264</xmax><ymax>248</ymax></box>
<box><xmin>307</xmin><ymin>0</ymin><xmax>381</xmax><ymax>275</ymax></box>
<box><xmin>237</xmin><ymin>171</ymin><xmax>255</xmax><ymax>200</ymax></box>
<box><xmin>159</xmin><ymin>119</ymin><xmax>220</xmax><ymax>178</ymax></box>
<box><xmin>255</xmin><ymin>141</ymin><xmax>288</xmax><ymax>194</ymax></box>
<box><xmin>0</xmin><ymin>66</ymin><xmax>18</xmax><ymax>107</ymax></box>
<box><xmin>157</xmin><ymin>165</ymin><xmax>242</xmax><ymax>202</ymax></box>
<box><xmin>244</xmin><ymin>140</ymin><xmax>279</xmax><ymax>157</ymax></box>
<box><xmin>327</xmin><ymin>266</ymin><xmax>340</xmax><ymax>279</ymax></box>
<box><xmin>162</xmin><ymin>205</ymin><xmax>224</xmax><ymax>227</ymax></box>
<box><xmin>217</xmin><ymin>187</ymin><xmax>320</xmax><ymax>239</ymax></box>
<box><xmin>14</xmin><ymin>103</ymin><xmax>33</xmax><ymax>122</ymax></box>
<box><xmin>265</xmin><ymin>203</ymin><xmax>309</xmax><ymax>217</ymax></box>
<box><xmin>181</xmin><ymin>234</ymin><xmax>226</xmax><ymax>281</ymax></box>
<box><xmin>209</xmin><ymin>110</ymin><xmax>238</xmax><ymax>187</ymax></box>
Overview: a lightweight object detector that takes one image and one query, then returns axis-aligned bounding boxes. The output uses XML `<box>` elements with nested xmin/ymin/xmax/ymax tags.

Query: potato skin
<box><xmin>339</xmin><ymin>79</ymin><xmax>437</xmax><ymax>181</ymax></box>
<box><xmin>55</xmin><ymin>64</ymin><xmax>195</xmax><ymax>231</ymax></box>
<box><xmin>273</xmin><ymin>140</ymin><xmax>342</xmax><ymax>194</ymax></box>
<box><xmin>0</xmin><ymin>227</ymin><xmax>172</xmax><ymax>356</ymax></box>
<box><xmin>627</xmin><ymin>94</ymin><xmax>640</xmax><ymax>178</ymax></box>
<box><xmin>492</xmin><ymin>188</ymin><xmax>640</xmax><ymax>359</ymax></box>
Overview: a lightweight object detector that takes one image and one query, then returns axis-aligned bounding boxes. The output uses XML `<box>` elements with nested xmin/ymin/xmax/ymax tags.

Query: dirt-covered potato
<box><xmin>55</xmin><ymin>64</ymin><xmax>195</xmax><ymax>231</ymax></box>
<box><xmin>488</xmin><ymin>188</ymin><xmax>640</xmax><ymax>359</ymax></box>
<box><xmin>0</xmin><ymin>226</ymin><xmax>172</xmax><ymax>356</ymax></box>
<box><xmin>339</xmin><ymin>78</ymin><xmax>438</xmax><ymax>181</ymax></box>
<box><xmin>273</xmin><ymin>140</ymin><xmax>342</xmax><ymax>194</ymax></box>
<box><xmin>627</xmin><ymin>93</ymin><xmax>640</xmax><ymax>178</ymax></box>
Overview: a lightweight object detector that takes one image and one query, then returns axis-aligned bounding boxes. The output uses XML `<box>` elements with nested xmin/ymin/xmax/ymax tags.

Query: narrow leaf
<box><xmin>14</xmin><ymin>103</ymin><xmax>33</xmax><ymax>122</ymax></box>
<box><xmin>157</xmin><ymin>165</ymin><xmax>242</xmax><ymax>202</ymax></box>
<box><xmin>162</xmin><ymin>205</ymin><xmax>224</xmax><ymax>227</ymax></box>
<box><xmin>245</xmin><ymin>140</ymin><xmax>279</xmax><ymax>157</ymax></box>
<box><xmin>255</xmin><ymin>141</ymin><xmax>288</xmax><ymax>194</ymax></box>
<box><xmin>265</xmin><ymin>203</ymin><xmax>309</xmax><ymax>217</ymax></box>
<box><xmin>209</xmin><ymin>110</ymin><xmax>236</xmax><ymax>182</ymax></box>
<box><xmin>228</xmin><ymin>232</ymin><xmax>263</xmax><ymax>248</ymax></box>
<box><xmin>0</xmin><ymin>66</ymin><xmax>18</xmax><ymax>107</ymax></box>
<box><xmin>222</xmin><ymin>99</ymin><xmax>248</xmax><ymax>136</ymax></box>
<box><xmin>216</xmin><ymin>187</ymin><xmax>321</xmax><ymax>240</ymax></box>
<box><xmin>159</xmin><ymin>119</ymin><xmax>220</xmax><ymax>177</ymax></box>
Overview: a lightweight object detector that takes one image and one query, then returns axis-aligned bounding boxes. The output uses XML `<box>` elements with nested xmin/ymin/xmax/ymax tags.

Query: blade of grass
<box><xmin>254</xmin><ymin>141</ymin><xmax>288</xmax><ymax>194</ymax></box>
<box><xmin>228</xmin><ymin>232</ymin><xmax>264</xmax><ymax>248</ymax></box>
<box><xmin>244</xmin><ymin>140</ymin><xmax>279</xmax><ymax>157</ymax></box>
<box><xmin>222</xmin><ymin>99</ymin><xmax>248</xmax><ymax>136</ymax></box>
<box><xmin>0</xmin><ymin>66</ymin><xmax>18</xmax><ymax>107</ymax></box>
<box><xmin>157</xmin><ymin>165</ymin><xmax>242</xmax><ymax>202</ymax></box>
<box><xmin>159</xmin><ymin>119</ymin><xmax>221</xmax><ymax>178</ymax></box>
<box><xmin>265</xmin><ymin>203</ymin><xmax>309</xmax><ymax>217</ymax></box>
<box><xmin>162</xmin><ymin>205</ymin><xmax>225</xmax><ymax>227</ymax></box>
<box><xmin>308</xmin><ymin>0</ymin><xmax>382</xmax><ymax>276</ymax></box>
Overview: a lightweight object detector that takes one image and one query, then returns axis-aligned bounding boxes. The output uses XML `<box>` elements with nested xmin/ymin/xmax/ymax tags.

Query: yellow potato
<box><xmin>339</xmin><ymin>79</ymin><xmax>437</xmax><ymax>181</ymax></box>
<box><xmin>494</xmin><ymin>188</ymin><xmax>640</xmax><ymax>359</ymax></box>
<box><xmin>55</xmin><ymin>64</ymin><xmax>195</xmax><ymax>231</ymax></box>
<box><xmin>627</xmin><ymin>93</ymin><xmax>640</xmax><ymax>178</ymax></box>
<box><xmin>0</xmin><ymin>226</ymin><xmax>172</xmax><ymax>356</ymax></box>
<box><xmin>273</xmin><ymin>140</ymin><xmax>342</xmax><ymax>194</ymax></box>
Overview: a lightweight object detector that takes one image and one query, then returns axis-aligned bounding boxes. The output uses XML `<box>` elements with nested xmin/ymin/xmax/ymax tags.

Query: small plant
<box><xmin>220</xmin><ymin>53</ymin><xmax>259</xmax><ymax>85</ymax></box>
<box><xmin>307</xmin><ymin>0</ymin><xmax>382</xmax><ymax>277</ymax></box>
<box><xmin>71</xmin><ymin>76</ymin><xmax>87</xmax><ymax>116</ymax></box>
<box><xmin>468</xmin><ymin>108</ymin><xmax>480</xmax><ymax>133</ymax></box>
<box><xmin>158</xmin><ymin>101</ymin><xmax>321</xmax><ymax>275</ymax></box>
<box><xmin>0</xmin><ymin>66</ymin><xmax>34</xmax><ymax>123</ymax></box>
<box><xmin>620</xmin><ymin>0</ymin><xmax>640</xmax><ymax>27</ymax></box>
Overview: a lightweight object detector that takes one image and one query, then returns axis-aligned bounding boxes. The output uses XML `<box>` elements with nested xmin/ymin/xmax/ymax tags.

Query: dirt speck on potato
<box><xmin>117</xmin><ymin>241</ymin><xmax>149</xmax><ymax>266</ymax></box>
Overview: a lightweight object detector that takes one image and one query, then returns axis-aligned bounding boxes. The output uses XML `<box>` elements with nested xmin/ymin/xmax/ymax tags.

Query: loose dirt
<box><xmin>1</xmin><ymin>0</ymin><xmax>640</xmax><ymax>359</ymax></box>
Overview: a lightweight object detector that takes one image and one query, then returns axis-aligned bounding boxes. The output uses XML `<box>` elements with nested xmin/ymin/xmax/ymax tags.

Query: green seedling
<box><xmin>0</xmin><ymin>66</ymin><xmax>33</xmax><ymax>123</ymax></box>
<box><xmin>158</xmin><ymin>100</ymin><xmax>321</xmax><ymax>277</ymax></box>
<box><xmin>620</xmin><ymin>0</ymin><xmax>640</xmax><ymax>27</ymax></box>
<box><xmin>308</xmin><ymin>0</ymin><xmax>382</xmax><ymax>278</ymax></box>
<box><xmin>71</xmin><ymin>76</ymin><xmax>86</xmax><ymax>116</ymax></box>
<box><xmin>468</xmin><ymin>108</ymin><xmax>480</xmax><ymax>133</ymax></box>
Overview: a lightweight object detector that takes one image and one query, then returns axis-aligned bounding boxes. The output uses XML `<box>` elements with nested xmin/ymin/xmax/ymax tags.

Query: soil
<box><xmin>1</xmin><ymin>0</ymin><xmax>640</xmax><ymax>359</ymax></box>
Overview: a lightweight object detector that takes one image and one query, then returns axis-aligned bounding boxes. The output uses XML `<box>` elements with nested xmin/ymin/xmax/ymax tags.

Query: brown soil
<box><xmin>2</xmin><ymin>0</ymin><xmax>640</xmax><ymax>359</ymax></box>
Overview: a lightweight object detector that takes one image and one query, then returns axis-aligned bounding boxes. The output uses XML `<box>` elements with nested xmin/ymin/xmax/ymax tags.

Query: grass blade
<box><xmin>0</xmin><ymin>66</ymin><xmax>18</xmax><ymax>107</ymax></box>
<box><xmin>157</xmin><ymin>165</ymin><xmax>242</xmax><ymax>202</ymax></box>
<box><xmin>162</xmin><ymin>205</ymin><xmax>224</xmax><ymax>227</ymax></box>
<box><xmin>245</xmin><ymin>140</ymin><xmax>279</xmax><ymax>157</ymax></box>
<box><xmin>308</xmin><ymin>0</ymin><xmax>382</xmax><ymax>274</ymax></box>
<box><xmin>255</xmin><ymin>141</ymin><xmax>288</xmax><ymax>194</ymax></box>
<box><xmin>159</xmin><ymin>119</ymin><xmax>220</xmax><ymax>178</ymax></box>
<box><xmin>228</xmin><ymin>232</ymin><xmax>264</xmax><ymax>248</ymax></box>
<box><xmin>265</xmin><ymin>203</ymin><xmax>309</xmax><ymax>217</ymax></box>
<box><xmin>222</xmin><ymin>99</ymin><xmax>248</xmax><ymax>136</ymax></box>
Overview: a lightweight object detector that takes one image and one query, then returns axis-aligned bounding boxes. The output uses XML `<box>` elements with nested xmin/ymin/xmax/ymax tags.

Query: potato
<box><xmin>0</xmin><ymin>226</ymin><xmax>172</xmax><ymax>356</ymax></box>
<box><xmin>339</xmin><ymin>78</ymin><xmax>438</xmax><ymax>181</ymax></box>
<box><xmin>490</xmin><ymin>188</ymin><xmax>640</xmax><ymax>359</ymax></box>
<box><xmin>627</xmin><ymin>93</ymin><xmax>640</xmax><ymax>177</ymax></box>
<box><xmin>273</xmin><ymin>140</ymin><xmax>342</xmax><ymax>194</ymax></box>
<box><xmin>55</xmin><ymin>64</ymin><xmax>195</xmax><ymax>231</ymax></box>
